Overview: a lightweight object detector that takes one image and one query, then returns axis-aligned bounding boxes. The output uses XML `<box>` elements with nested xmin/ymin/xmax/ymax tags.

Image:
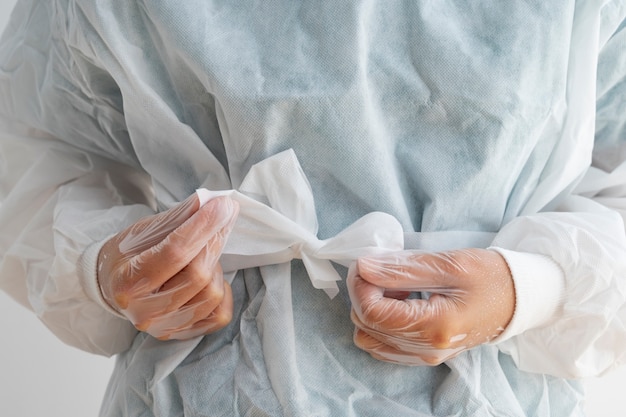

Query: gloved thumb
<box><xmin>113</xmin><ymin>193</ymin><xmax>198</xmax><ymax>255</ymax></box>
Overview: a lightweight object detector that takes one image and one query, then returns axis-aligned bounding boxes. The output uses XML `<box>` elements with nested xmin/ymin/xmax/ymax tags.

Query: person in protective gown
<box><xmin>1</xmin><ymin>1</ymin><xmax>626</xmax><ymax>416</ymax></box>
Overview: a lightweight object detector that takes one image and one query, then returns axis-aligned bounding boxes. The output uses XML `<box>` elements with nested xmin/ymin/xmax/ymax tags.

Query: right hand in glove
<box><xmin>97</xmin><ymin>193</ymin><xmax>239</xmax><ymax>341</ymax></box>
<box><xmin>347</xmin><ymin>249</ymin><xmax>515</xmax><ymax>365</ymax></box>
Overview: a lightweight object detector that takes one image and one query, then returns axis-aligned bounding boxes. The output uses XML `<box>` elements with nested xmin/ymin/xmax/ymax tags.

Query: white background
<box><xmin>0</xmin><ymin>1</ymin><xmax>625</xmax><ymax>416</ymax></box>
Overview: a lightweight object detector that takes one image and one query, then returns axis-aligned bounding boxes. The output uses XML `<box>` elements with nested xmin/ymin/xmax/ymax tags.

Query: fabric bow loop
<box><xmin>197</xmin><ymin>149</ymin><xmax>404</xmax><ymax>297</ymax></box>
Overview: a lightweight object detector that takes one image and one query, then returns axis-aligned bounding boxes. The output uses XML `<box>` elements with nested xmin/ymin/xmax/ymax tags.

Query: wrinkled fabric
<box><xmin>1</xmin><ymin>0</ymin><xmax>626</xmax><ymax>416</ymax></box>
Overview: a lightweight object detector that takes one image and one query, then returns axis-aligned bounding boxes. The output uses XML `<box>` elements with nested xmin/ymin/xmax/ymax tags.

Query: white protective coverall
<box><xmin>1</xmin><ymin>1</ymin><xmax>626</xmax><ymax>416</ymax></box>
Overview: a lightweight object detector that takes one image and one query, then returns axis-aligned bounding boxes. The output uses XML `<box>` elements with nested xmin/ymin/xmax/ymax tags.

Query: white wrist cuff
<box><xmin>488</xmin><ymin>247</ymin><xmax>565</xmax><ymax>344</ymax></box>
<box><xmin>78</xmin><ymin>236</ymin><xmax>127</xmax><ymax>319</ymax></box>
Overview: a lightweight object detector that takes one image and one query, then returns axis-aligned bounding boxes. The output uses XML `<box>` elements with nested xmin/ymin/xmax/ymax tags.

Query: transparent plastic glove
<box><xmin>347</xmin><ymin>249</ymin><xmax>515</xmax><ymax>365</ymax></box>
<box><xmin>97</xmin><ymin>193</ymin><xmax>239</xmax><ymax>340</ymax></box>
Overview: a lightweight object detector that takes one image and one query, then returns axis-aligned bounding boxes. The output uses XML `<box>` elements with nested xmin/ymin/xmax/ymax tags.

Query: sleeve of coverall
<box><xmin>489</xmin><ymin>6</ymin><xmax>626</xmax><ymax>378</ymax></box>
<box><xmin>0</xmin><ymin>2</ymin><xmax>155</xmax><ymax>356</ymax></box>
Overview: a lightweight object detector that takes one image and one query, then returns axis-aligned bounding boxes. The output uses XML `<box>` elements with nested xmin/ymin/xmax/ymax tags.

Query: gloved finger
<box><xmin>138</xmin><ymin>281</ymin><xmax>225</xmax><ymax>336</ymax></box>
<box><xmin>350</xmin><ymin>309</ymin><xmax>431</xmax><ymax>348</ymax></box>
<box><xmin>158</xmin><ymin>281</ymin><xmax>235</xmax><ymax>340</ymax></box>
<box><xmin>350</xmin><ymin>302</ymin><xmax>465</xmax><ymax>351</ymax></box>
<box><xmin>356</xmin><ymin>251</ymin><xmax>470</xmax><ymax>293</ymax></box>
<box><xmin>353</xmin><ymin>328</ymin><xmax>454</xmax><ymax>366</ymax></box>
<box><xmin>121</xmin><ymin>196</ymin><xmax>238</xmax><ymax>302</ymax></box>
<box><xmin>349</xmin><ymin>266</ymin><xmax>469</xmax><ymax>350</ymax></box>
<box><xmin>144</xmin><ymin>208</ymin><xmax>237</xmax><ymax>315</ymax></box>
<box><xmin>116</xmin><ymin>193</ymin><xmax>202</xmax><ymax>256</ymax></box>
<box><xmin>348</xmin><ymin>267</ymin><xmax>433</xmax><ymax>329</ymax></box>
<box><xmin>354</xmin><ymin>328</ymin><xmax>429</xmax><ymax>365</ymax></box>
<box><xmin>127</xmin><ymin>261</ymin><xmax>226</xmax><ymax>330</ymax></box>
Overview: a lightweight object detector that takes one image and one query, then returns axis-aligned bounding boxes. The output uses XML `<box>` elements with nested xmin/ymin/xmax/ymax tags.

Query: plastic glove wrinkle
<box><xmin>348</xmin><ymin>248</ymin><xmax>515</xmax><ymax>366</ymax></box>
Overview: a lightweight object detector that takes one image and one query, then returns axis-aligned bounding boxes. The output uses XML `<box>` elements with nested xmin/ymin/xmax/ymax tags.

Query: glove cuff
<box><xmin>487</xmin><ymin>247</ymin><xmax>565</xmax><ymax>344</ymax></box>
<box><xmin>78</xmin><ymin>236</ymin><xmax>127</xmax><ymax>319</ymax></box>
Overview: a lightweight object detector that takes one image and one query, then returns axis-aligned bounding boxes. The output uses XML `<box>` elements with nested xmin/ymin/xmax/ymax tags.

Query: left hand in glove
<box><xmin>347</xmin><ymin>248</ymin><xmax>515</xmax><ymax>365</ymax></box>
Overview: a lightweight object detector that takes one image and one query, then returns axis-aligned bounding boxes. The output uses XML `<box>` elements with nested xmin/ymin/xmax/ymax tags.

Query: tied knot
<box><xmin>197</xmin><ymin>149</ymin><xmax>404</xmax><ymax>298</ymax></box>
<box><xmin>289</xmin><ymin>239</ymin><xmax>324</xmax><ymax>261</ymax></box>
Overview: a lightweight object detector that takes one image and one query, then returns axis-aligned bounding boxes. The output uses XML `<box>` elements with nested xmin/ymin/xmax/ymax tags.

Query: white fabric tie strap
<box><xmin>197</xmin><ymin>149</ymin><xmax>404</xmax><ymax>298</ymax></box>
